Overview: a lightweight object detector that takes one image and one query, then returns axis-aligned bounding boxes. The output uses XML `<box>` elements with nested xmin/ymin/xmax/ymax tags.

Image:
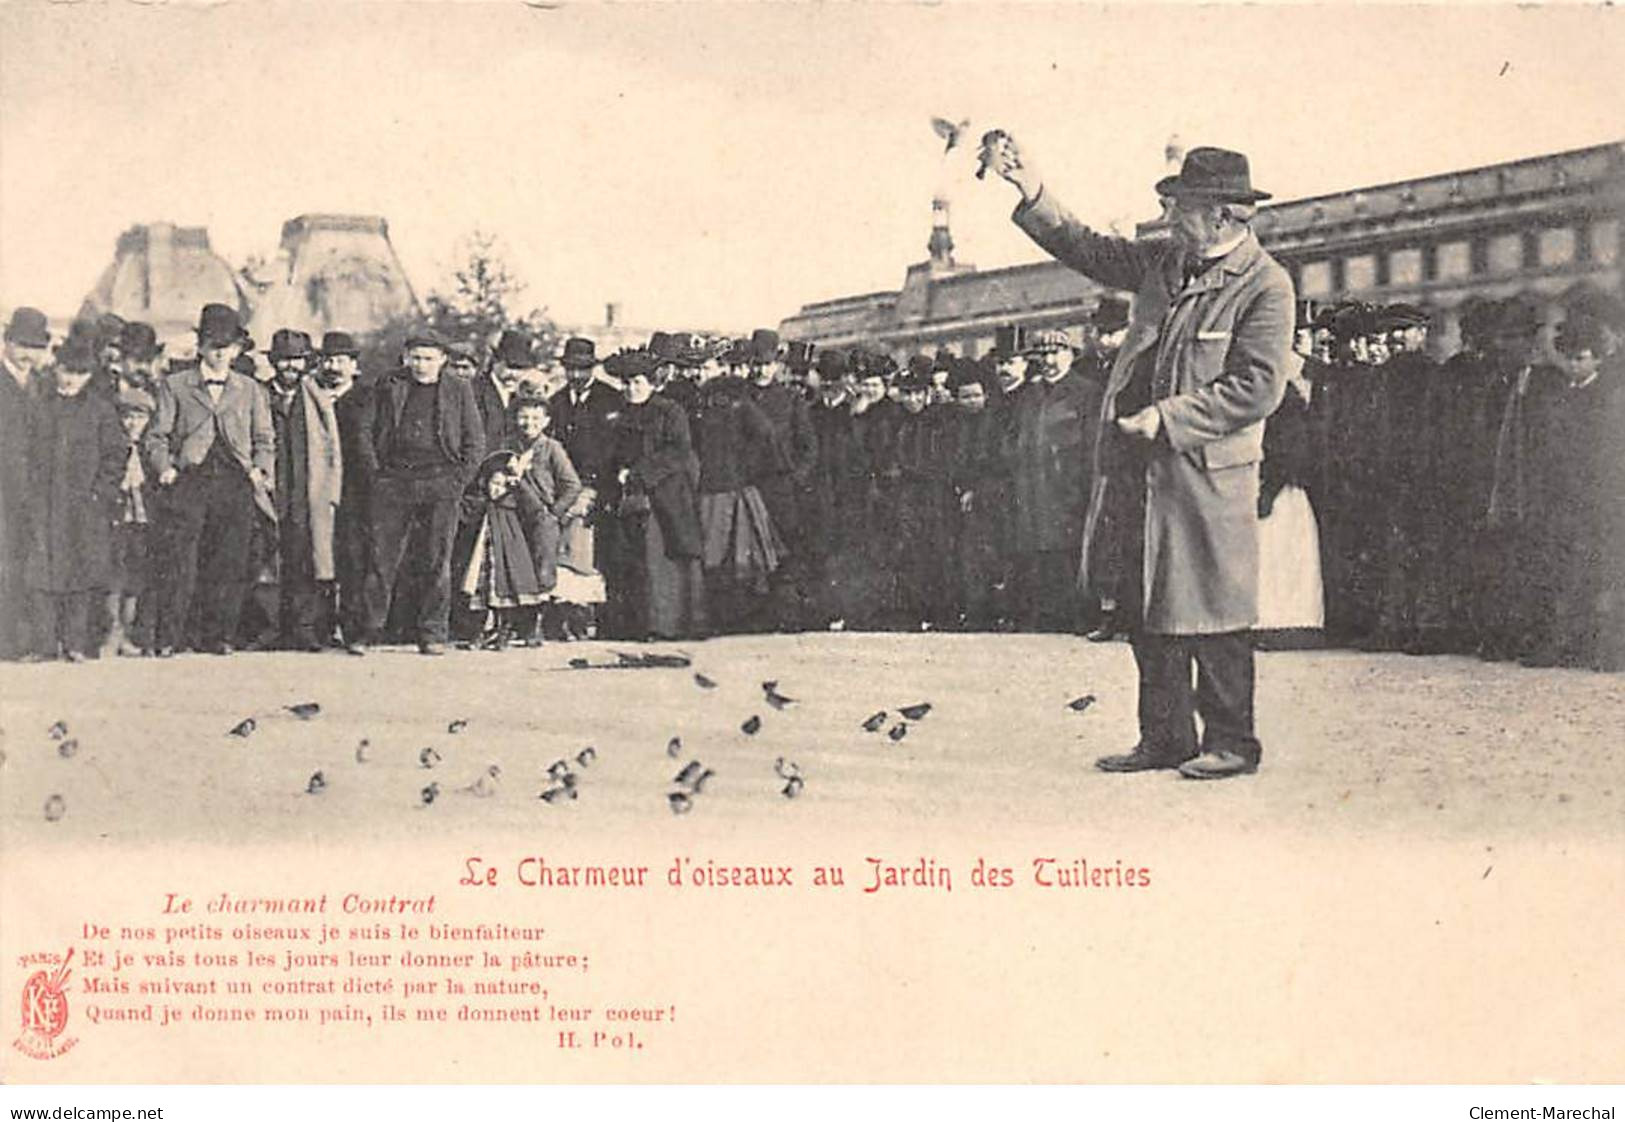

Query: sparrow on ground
<box><xmin>763</xmin><ymin>683</ymin><xmax>797</xmax><ymax>710</ymax></box>
<box><xmin>419</xmin><ymin>747</ymin><xmax>442</xmax><ymax>768</ymax></box>
<box><xmin>420</xmin><ymin>782</ymin><xmax>441</xmax><ymax>806</ymax></box>
<box><xmin>285</xmin><ymin>702</ymin><xmax>321</xmax><ymax>720</ymax></box>
<box><xmin>447</xmin><ymin>719</ymin><xmax>469</xmax><ymax>734</ymax></box>
<box><xmin>668</xmin><ymin>791</ymin><xmax>694</xmax><ymax>815</ymax></box>
<box><xmin>861</xmin><ymin>711</ymin><xmax>888</xmax><ymax>733</ymax></box>
<box><xmin>898</xmin><ymin>703</ymin><xmax>932</xmax><ymax>721</ymax></box>
<box><xmin>888</xmin><ymin>723</ymin><xmax>909</xmax><ymax>742</ymax></box>
<box><xmin>741</xmin><ymin>715</ymin><xmax>762</xmax><ymax>736</ymax></box>
<box><xmin>48</xmin><ymin>720</ymin><xmax>68</xmax><ymax>741</ymax></box>
<box><xmin>57</xmin><ymin>737</ymin><xmax>78</xmax><ymax>760</ymax></box>
<box><xmin>1068</xmin><ymin>695</ymin><xmax>1097</xmax><ymax>712</ymax></box>
<box><xmin>774</xmin><ymin>757</ymin><xmax>801</xmax><ymax>780</ymax></box>
<box><xmin>782</xmin><ymin>776</ymin><xmax>805</xmax><ymax>799</ymax></box>
<box><xmin>306</xmin><ymin>771</ymin><xmax>327</xmax><ymax>795</ymax></box>
<box><xmin>694</xmin><ymin>673</ymin><xmax>717</xmax><ymax>690</ymax></box>
<box><xmin>228</xmin><ymin>718</ymin><xmax>257</xmax><ymax>738</ymax></box>
<box><xmin>666</xmin><ymin>736</ymin><xmax>683</xmax><ymax>758</ymax></box>
<box><xmin>576</xmin><ymin>746</ymin><xmax>597</xmax><ymax>768</ymax></box>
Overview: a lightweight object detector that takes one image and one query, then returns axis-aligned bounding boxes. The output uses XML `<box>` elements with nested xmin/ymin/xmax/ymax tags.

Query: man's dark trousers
<box><xmin>1121</xmin><ymin>478</ymin><xmax>1262</xmax><ymax>765</ymax></box>
<box><xmin>157</xmin><ymin>440</ymin><xmax>254</xmax><ymax>651</ymax></box>
<box><xmin>365</xmin><ymin>477</ymin><xmax>461</xmax><ymax>645</ymax></box>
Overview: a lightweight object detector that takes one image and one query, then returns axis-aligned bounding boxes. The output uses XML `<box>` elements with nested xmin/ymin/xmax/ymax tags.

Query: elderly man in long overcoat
<box><xmin>987</xmin><ymin>138</ymin><xmax>1293</xmax><ymax>780</ymax></box>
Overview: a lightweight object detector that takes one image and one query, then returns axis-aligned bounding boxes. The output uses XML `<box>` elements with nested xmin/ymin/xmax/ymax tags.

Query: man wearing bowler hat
<box><xmin>143</xmin><ymin>303</ymin><xmax>277</xmax><ymax>655</ymax></box>
<box><xmin>355</xmin><ymin>329</ymin><xmax>485</xmax><ymax>655</ymax></box>
<box><xmin>474</xmin><ymin>329</ymin><xmax>536</xmax><ymax>453</ymax></box>
<box><xmin>2</xmin><ymin>307</ymin><xmax>54</xmax><ymax>657</ymax></box>
<box><xmin>985</xmin><ymin>137</ymin><xmax>1293</xmax><ymax>780</ymax></box>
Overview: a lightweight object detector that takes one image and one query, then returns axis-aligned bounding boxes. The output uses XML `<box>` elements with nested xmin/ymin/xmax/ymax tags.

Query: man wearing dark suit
<box><xmin>355</xmin><ymin>331</ymin><xmax>485</xmax><ymax>655</ymax></box>
<box><xmin>549</xmin><ymin>337</ymin><xmax>619</xmax><ymax>494</ymax></box>
<box><xmin>143</xmin><ymin>303</ymin><xmax>277</xmax><ymax>655</ymax></box>
<box><xmin>989</xmin><ymin>138</ymin><xmax>1293</xmax><ymax>780</ymax></box>
<box><xmin>1</xmin><ymin>307</ymin><xmax>52</xmax><ymax>659</ymax></box>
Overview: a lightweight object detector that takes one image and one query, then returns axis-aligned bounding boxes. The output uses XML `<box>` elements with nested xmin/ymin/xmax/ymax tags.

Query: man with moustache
<box><xmin>987</xmin><ymin>137</ymin><xmax>1293</xmax><ymax>780</ymax></box>
<box><xmin>1</xmin><ymin>307</ymin><xmax>53</xmax><ymax>658</ymax></box>
<box><xmin>143</xmin><ymin>303</ymin><xmax>277</xmax><ymax>656</ymax></box>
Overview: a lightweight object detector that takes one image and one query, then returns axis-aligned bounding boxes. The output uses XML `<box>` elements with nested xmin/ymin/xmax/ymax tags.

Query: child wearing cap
<box><xmin>104</xmin><ymin>386</ymin><xmax>158</xmax><ymax>656</ymax></box>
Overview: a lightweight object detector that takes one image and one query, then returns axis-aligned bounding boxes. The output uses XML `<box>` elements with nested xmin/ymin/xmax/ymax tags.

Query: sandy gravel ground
<box><xmin>2</xmin><ymin>634</ymin><xmax>1620</xmax><ymax>848</ymax></box>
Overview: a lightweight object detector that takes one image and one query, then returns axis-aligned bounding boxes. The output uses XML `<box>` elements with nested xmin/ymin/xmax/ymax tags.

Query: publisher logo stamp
<box><xmin>13</xmin><ymin>947</ymin><xmax>79</xmax><ymax>1060</ymax></box>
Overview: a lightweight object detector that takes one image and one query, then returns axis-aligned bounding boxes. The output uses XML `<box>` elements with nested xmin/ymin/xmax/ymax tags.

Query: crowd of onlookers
<box><xmin>0</xmin><ymin>286</ymin><xmax>1619</xmax><ymax>670</ymax></box>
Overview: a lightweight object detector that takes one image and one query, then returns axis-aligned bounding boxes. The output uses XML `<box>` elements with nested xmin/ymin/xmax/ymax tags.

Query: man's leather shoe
<box><xmin>1096</xmin><ymin>746</ymin><xmax>1191</xmax><ymax>773</ymax></box>
<box><xmin>418</xmin><ymin>642</ymin><xmax>446</xmax><ymax>656</ymax></box>
<box><xmin>344</xmin><ymin>641</ymin><xmax>367</xmax><ymax>657</ymax></box>
<box><xmin>1177</xmin><ymin>750</ymin><xmax>1259</xmax><ymax>780</ymax></box>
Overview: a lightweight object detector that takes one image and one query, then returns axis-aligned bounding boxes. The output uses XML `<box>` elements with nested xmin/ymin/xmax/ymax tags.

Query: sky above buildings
<box><xmin>1</xmin><ymin>2</ymin><xmax>1620</xmax><ymax>333</ymax></box>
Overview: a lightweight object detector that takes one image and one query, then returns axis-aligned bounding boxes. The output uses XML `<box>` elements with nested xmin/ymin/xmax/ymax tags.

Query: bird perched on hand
<box><xmin>306</xmin><ymin>771</ymin><xmax>327</xmax><ymax>795</ymax></box>
<box><xmin>762</xmin><ymin>682</ymin><xmax>796</xmax><ymax>711</ymax></box>
<box><xmin>285</xmin><ymin>702</ymin><xmax>321</xmax><ymax>720</ymax></box>
<box><xmin>228</xmin><ymin>718</ymin><xmax>257</xmax><ymax>738</ymax></box>
<box><xmin>932</xmin><ymin>116</ymin><xmax>971</xmax><ymax>154</ymax></box>
<box><xmin>861</xmin><ymin>711</ymin><xmax>888</xmax><ymax>733</ymax></box>
<box><xmin>419</xmin><ymin>747</ymin><xmax>442</xmax><ymax>768</ymax></box>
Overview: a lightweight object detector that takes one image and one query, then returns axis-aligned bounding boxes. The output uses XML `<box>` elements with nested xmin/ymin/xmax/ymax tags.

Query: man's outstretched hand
<box><xmin>1116</xmin><ymin>406</ymin><xmax>1163</xmax><ymax>442</ymax></box>
<box><xmin>978</xmin><ymin>130</ymin><xmax>1043</xmax><ymax>204</ymax></box>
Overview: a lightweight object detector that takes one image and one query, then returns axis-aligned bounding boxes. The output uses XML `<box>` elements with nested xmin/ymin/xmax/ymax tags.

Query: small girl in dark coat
<box><xmin>457</xmin><ymin>450</ymin><xmax>545</xmax><ymax>649</ymax></box>
<box><xmin>26</xmin><ymin>340</ymin><xmax>126</xmax><ymax>661</ymax></box>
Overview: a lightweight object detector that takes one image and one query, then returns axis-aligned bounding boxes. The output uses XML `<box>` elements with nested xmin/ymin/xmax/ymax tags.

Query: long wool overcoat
<box><xmin>1015</xmin><ymin>188</ymin><xmax>1293</xmax><ymax>634</ymax></box>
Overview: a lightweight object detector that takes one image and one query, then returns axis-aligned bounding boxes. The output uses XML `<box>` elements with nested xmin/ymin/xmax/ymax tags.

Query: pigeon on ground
<box><xmin>687</xmin><ymin>768</ymin><xmax>716</xmax><ymax>794</ymax></box>
<box><xmin>576</xmin><ymin>746</ymin><xmax>597</xmax><ymax>768</ymax></box>
<box><xmin>48</xmin><ymin>721</ymin><xmax>68</xmax><ymax>741</ymax></box>
<box><xmin>898</xmin><ymin>703</ymin><xmax>932</xmax><ymax>721</ymax></box>
<box><xmin>285</xmin><ymin>702</ymin><xmax>321</xmax><ymax>720</ymax></box>
<box><xmin>888</xmin><ymin>723</ymin><xmax>909</xmax><ymax>742</ymax></box>
<box><xmin>228</xmin><ymin>717</ymin><xmax>257</xmax><ymax>738</ymax></box>
<box><xmin>57</xmin><ymin>737</ymin><xmax>79</xmax><ymax>760</ymax></box>
<box><xmin>741</xmin><ymin>715</ymin><xmax>762</xmax><ymax>736</ymax></box>
<box><xmin>44</xmin><ymin>794</ymin><xmax>66</xmax><ymax>821</ymax></box>
<box><xmin>675</xmin><ymin>761</ymin><xmax>704</xmax><ymax>786</ymax></box>
<box><xmin>447</xmin><ymin>719</ymin><xmax>469</xmax><ymax>734</ymax></box>
<box><xmin>694</xmin><ymin>673</ymin><xmax>717</xmax><ymax>690</ymax></box>
<box><xmin>547</xmin><ymin>759</ymin><xmax>572</xmax><ymax>781</ymax></box>
<box><xmin>1067</xmin><ymin>695</ymin><xmax>1097</xmax><ymax>712</ymax></box>
<box><xmin>763</xmin><ymin>682</ymin><xmax>796</xmax><ymax>710</ymax></box>
<box><xmin>420</xmin><ymin>783</ymin><xmax>440</xmax><ymax>806</ymax></box>
<box><xmin>932</xmin><ymin>115</ymin><xmax>971</xmax><ymax>154</ymax></box>
<box><xmin>774</xmin><ymin>757</ymin><xmax>801</xmax><ymax>780</ymax></box>
<box><xmin>782</xmin><ymin>776</ymin><xmax>804</xmax><ymax>799</ymax></box>
<box><xmin>666</xmin><ymin>736</ymin><xmax>683</xmax><ymax>758</ymax></box>
<box><xmin>306</xmin><ymin>771</ymin><xmax>326</xmax><ymax>795</ymax></box>
<box><xmin>355</xmin><ymin>739</ymin><xmax>371</xmax><ymax>763</ymax></box>
<box><xmin>419</xmin><ymin>747</ymin><xmax>442</xmax><ymax>768</ymax></box>
<box><xmin>861</xmin><ymin>711</ymin><xmax>888</xmax><ymax>733</ymax></box>
<box><xmin>668</xmin><ymin>792</ymin><xmax>694</xmax><ymax>815</ymax></box>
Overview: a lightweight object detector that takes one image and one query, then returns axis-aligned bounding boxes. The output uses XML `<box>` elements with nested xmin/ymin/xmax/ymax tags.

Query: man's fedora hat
<box><xmin>266</xmin><ymin>328</ymin><xmax>316</xmax><ymax>361</ymax></box>
<box><xmin>492</xmin><ymin>329</ymin><xmax>537</xmax><ymax>369</ymax></box>
<box><xmin>559</xmin><ymin>337</ymin><xmax>598</xmax><ymax>369</ymax></box>
<box><xmin>1156</xmin><ymin>146</ymin><xmax>1271</xmax><ymax>203</ymax></box>
<box><xmin>55</xmin><ymin>337</ymin><xmax>98</xmax><ymax>373</ymax></box>
<box><xmin>120</xmin><ymin>321</ymin><xmax>164</xmax><ymax>360</ymax></box>
<box><xmin>195</xmin><ymin>303</ymin><xmax>249</xmax><ymax>348</ymax></box>
<box><xmin>320</xmin><ymin>331</ymin><xmax>360</xmax><ymax>357</ymax></box>
<box><xmin>649</xmin><ymin>331</ymin><xmax>680</xmax><ymax>362</ymax></box>
<box><xmin>4</xmin><ymin>306</ymin><xmax>52</xmax><ymax>348</ymax></box>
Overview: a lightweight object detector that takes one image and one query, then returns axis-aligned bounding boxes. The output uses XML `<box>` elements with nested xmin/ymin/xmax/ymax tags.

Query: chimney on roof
<box><xmin>605</xmin><ymin>302</ymin><xmax>620</xmax><ymax>328</ymax></box>
<box><xmin>928</xmin><ymin>195</ymin><xmax>955</xmax><ymax>271</ymax></box>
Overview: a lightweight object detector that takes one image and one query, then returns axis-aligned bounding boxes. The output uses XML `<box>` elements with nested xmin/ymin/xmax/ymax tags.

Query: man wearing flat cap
<box><xmin>355</xmin><ymin>329</ymin><xmax>485</xmax><ymax>655</ymax></box>
<box><xmin>986</xmin><ymin>137</ymin><xmax>1294</xmax><ymax>780</ymax></box>
<box><xmin>1</xmin><ymin>307</ymin><xmax>53</xmax><ymax>657</ymax></box>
